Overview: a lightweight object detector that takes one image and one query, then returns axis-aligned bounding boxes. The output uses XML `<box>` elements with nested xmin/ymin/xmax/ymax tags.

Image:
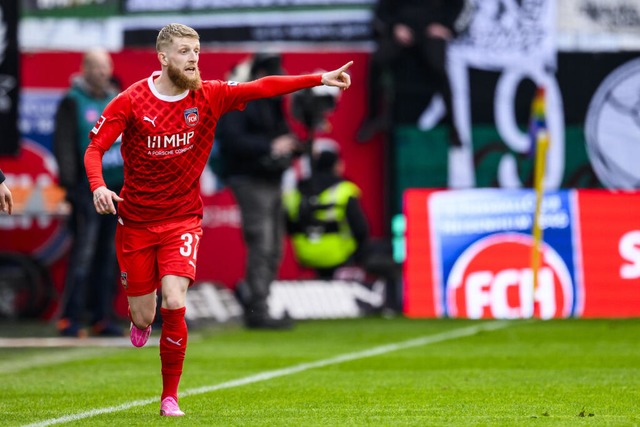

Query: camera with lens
<box><xmin>291</xmin><ymin>85</ymin><xmax>340</xmax><ymax>135</ymax></box>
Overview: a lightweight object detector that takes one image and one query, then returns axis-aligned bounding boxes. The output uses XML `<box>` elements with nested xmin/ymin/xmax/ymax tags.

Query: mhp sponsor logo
<box><xmin>446</xmin><ymin>233</ymin><xmax>574</xmax><ymax>319</ymax></box>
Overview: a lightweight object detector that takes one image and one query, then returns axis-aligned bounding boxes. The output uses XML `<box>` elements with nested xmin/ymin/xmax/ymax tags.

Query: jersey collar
<box><xmin>148</xmin><ymin>71</ymin><xmax>190</xmax><ymax>102</ymax></box>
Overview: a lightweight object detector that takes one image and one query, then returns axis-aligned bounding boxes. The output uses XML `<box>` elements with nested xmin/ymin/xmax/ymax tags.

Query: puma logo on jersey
<box><xmin>143</xmin><ymin>116</ymin><xmax>158</xmax><ymax>127</ymax></box>
<box><xmin>166</xmin><ymin>337</ymin><xmax>183</xmax><ymax>346</ymax></box>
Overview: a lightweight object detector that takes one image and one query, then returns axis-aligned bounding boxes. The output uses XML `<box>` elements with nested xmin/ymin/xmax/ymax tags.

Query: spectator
<box><xmin>216</xmin><ymin>53</ymin><xmax>299</xmax><ymax>330</ymax></box>
<box><xmin>0</xmin><ymin>168</ymin><xmax>13</xmax><ymax>215</ymax></box>
<box><xmin>85</xmin><ymin>23</ymin><xmax>352</xmax><ymax>416</ymax></box>
<box><xmin>283</xmin><ymin>139</ymin><xmax>369</xmax><ymax>280</ymax></box>
<box><xmin>53</xmin><ymin>47</ymin><xmax>124</xmax><ymax>337</ymax></box>
<box><xmin>357</xmin><ymin>0</ymin><xmax>469</xmax><ymax>146</ymax></box>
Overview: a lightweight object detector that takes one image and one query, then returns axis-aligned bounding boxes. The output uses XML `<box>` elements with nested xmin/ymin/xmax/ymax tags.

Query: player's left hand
<box><xmin>321</xmin><ymin>61</ymin><xmax>353</xmax><ymax>90</ymax></box>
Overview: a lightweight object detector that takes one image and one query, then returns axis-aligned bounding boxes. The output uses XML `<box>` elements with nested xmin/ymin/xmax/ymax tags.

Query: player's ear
<box><xmin>158</xmin><ymin>52</ymin><xmax>168</xmax><ymax>66</ymax></box>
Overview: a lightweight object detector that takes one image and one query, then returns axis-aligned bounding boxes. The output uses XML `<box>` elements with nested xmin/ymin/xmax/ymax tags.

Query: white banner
<box><xmin>557</xmin><ymin>0</ymin><xmax>640</xmax><ymax>51</ymax></box>
<box><xmin>451</xmin><ymin>0</ymin><xmax>556</xmax><ymax>71</ymax></box>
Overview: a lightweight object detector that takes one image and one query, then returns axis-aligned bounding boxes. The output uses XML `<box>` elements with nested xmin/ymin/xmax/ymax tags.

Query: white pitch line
<box><xmin>0</xmin><ymin>337</ymin><xmax>134</xmax><ymax>349</ymax></box>
<box><xmin>0</xmin><ymin>348</ymin><xmax>121</xmax><ymax>375</ymax></box>
<box><xmin>0</xmin><ymin>338</ymin><xmax>160</xmax><ymax>375</ymax></box>
<box><xmin>22</xmin><ymin>320</ymin><xmax>511</xmax><ymax>427</ymax></box>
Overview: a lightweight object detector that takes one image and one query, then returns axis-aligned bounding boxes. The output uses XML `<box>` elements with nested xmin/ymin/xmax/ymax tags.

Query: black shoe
<box><xmin>57</xmin><ymin>318</ymin><xmax>87</xmax><ymax>338</ymax></box>
<box><xmin>92</xmin><ymin>321</ymin><xmax>125</xmax><ymax>337</ymax></box>
<box><xmin>244</xmin><ymin>315</ymin><xmax>294</xmax><ymax>330</ymax></box>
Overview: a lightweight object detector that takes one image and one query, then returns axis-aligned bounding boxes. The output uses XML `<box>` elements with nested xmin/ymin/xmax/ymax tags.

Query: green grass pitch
<box><xmin>1</xmin><ymin>317</ymin><xmax>640</xmax><ymax>426</ymax></box>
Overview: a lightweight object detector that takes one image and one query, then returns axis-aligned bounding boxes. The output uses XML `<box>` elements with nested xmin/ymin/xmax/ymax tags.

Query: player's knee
<box><xmin>131</xmin><ymin>308</ymin><xmax>155</xmax><ymax>328</ymax></box>
<box><xmin>162</xmin><ymin>295</ymin><xmax>185</xmax><ymax>310</ymax></box>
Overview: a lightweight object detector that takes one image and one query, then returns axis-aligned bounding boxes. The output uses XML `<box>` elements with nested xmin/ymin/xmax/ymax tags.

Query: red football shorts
<box><xmin>115</xmin><ymin>216</ymin><xmax>203</xmax><ymax>297</ymax></box>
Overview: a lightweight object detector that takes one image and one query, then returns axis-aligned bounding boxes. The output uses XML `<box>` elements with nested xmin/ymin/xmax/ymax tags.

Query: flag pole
<box><xmin>529</xmin><ymin>86</ymin><xmax>548</xmax><ymax>318</ymax></box>
<box><xmin>531</xmin><ymin>130</ymin><xmax>549</xmax><ymax>309</ymax></box>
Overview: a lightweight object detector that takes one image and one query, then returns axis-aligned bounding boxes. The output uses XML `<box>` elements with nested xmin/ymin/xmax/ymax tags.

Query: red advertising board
<box><xmin>403</xmin><ymin>189</ymin><xmax>438</xmax><ymax>318</ymax></box>
<box><xmin>577</xmin><ymin>190</ymin><xmax>640</xmax><ymax>317</ymax></box>
<box><xmin>404</xmin><ymin>188</ymin><xmax>640</xmax><ymax>319</ymax></box>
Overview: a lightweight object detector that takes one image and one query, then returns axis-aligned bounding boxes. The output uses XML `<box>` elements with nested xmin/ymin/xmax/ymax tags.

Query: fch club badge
<box><xmin>184</xmin><ymin>108</ymin><xmax>199</xmax><ymax>127</ymax></box>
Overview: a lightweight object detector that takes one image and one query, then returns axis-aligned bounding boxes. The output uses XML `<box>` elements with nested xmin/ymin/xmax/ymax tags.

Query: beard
<box><xmin>167</xmin><ymin>63</ymin><xmax>202</xmax><ymax>91</ymax></box>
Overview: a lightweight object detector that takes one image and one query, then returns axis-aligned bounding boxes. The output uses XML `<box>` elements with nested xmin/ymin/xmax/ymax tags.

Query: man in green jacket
<box><xmin>53</xmin><ymin>48</ymin><xmax>124</xmax><ymax>337</ymax></box>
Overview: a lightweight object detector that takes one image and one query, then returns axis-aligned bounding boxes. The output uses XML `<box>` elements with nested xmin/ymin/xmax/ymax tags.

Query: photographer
<box><xmin>216</xmin><ymin>53</ymin><xmax>300</xmax><ymax>329</ymax></box>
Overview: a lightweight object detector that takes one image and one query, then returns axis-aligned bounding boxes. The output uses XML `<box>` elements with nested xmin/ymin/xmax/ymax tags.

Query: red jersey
<box><xmin>85</xmin><ymin>71</ymin><xmax>321</xmax><ymax>225</ymax></box>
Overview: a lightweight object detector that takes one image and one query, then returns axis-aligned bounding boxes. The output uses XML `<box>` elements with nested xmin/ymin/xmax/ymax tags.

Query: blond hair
<box><xmin>156</xmin><ymin>23</ymin><xmax>199</xmax><ymax>52</ymax></box>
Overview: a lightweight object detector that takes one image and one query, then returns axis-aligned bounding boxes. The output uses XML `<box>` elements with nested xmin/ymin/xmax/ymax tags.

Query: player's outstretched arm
<box><xmin>321</xmin><ymin>61</ymin><xmax>353</xmax><ymax>90</ymax></box>
<box><xmin>229</xmin><ymin>61</ymin><xmax>353</xmax><ymax>103</ymax></box>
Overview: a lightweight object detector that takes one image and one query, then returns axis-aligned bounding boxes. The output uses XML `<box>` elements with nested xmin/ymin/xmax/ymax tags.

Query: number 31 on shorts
<box><xmin>180</xmin><ymin>233</ymin><xmax>201</xmax><ymax>268</ymax></box>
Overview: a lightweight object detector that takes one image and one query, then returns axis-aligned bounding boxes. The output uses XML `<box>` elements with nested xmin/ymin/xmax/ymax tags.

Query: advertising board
<box><xmin>404</xmin><ymin>188</ymin><xmax>640</xmax><ymax>318</ymax></box>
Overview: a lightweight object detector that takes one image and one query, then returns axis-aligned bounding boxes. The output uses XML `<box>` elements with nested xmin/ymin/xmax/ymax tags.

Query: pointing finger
<box><xmin>338</xmin><ymin>61</ymin><xmax>354</xmax><ymax>73</ymax></box>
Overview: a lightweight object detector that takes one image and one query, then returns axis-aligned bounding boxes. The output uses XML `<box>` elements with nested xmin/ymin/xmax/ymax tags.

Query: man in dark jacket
<box><xmin>216</xmin><ymin>53</ymin><xmax>298</xmax><ymax>329</ymax></box>
<box><xmin>53</xmin><ymin>48</ymin><xmax>124</xmax><ymax>337</ymax></box>
<box><xmin>357</xmin><ymin>0</ymin><xmax>470</xmax><ymax>146</ymax></box>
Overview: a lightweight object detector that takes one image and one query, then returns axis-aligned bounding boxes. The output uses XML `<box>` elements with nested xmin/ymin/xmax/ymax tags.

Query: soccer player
<box><xmin>84</xmin><ymin>23</ymin><xmax>352</xmax><ymax>417</ymax></box>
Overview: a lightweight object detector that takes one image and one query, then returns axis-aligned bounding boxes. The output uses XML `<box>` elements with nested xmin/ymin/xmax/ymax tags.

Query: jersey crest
<box><xmin>184</xmin><ymin>107</ymin><xmax>199</xmax><ymax>127</ymax></box>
